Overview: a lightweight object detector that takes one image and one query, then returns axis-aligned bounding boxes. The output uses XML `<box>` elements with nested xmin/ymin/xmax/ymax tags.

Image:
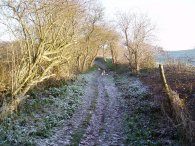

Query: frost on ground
<box><xmin>36</xmin><ymin>71</ymin><xmax>99</xmax><ymax>146</ymax></box>
<box><xmin>80</xmin><ymin>73</ymin><xmax>127</xmax><ymax>146</ymax></box>
<box><xmin>0</xmin><ymin>69</ymin><xmax>180</xmax><ymax>146</ymax></box>
<box><xmin>0</xmin><ymin>74</ymin><xmax>87</xmax><ymax>146</ymax></box>
<box><xmin>114</xmin><ymin>73</ymin><xmax>180</xmax><ymax>145</ymax></box>
<box><xmin>37</xmin><ymin>70</ymin><xmax>128</xmax><ymax>146</ymax></box>
<box><xmin>115</xmin><ymin>74</ymin><xmax>149</xmax><ymax>98</ymax></box>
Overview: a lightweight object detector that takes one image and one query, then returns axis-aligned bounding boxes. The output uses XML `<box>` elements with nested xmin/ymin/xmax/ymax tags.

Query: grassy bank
<box><xmin>140</xmin><ymin>63</ymin><xmax>195</xmax><ymax>144</ymax></box>
<box><xmin>114</xmin><ymin>70</ymin><xmax>180</xmax><ymax>145</ymax></box>
<box><xmin>0</xmin><ymin>75</ymin><xmax>87</xmax><ymax>145</ymax></box>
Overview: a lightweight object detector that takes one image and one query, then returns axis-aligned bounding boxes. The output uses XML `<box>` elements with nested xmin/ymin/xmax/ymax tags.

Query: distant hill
<box><xmin>156</xmin><ymin>49</ymin><xmax>195</xmax><ymax>65</ymax></box>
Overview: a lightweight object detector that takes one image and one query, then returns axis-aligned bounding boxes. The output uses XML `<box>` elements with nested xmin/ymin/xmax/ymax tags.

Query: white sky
<box><xmin>1</xmin><ymin>0</ymin><xmax>195</xmax><ymax>51</ymax></box>
<box><xmin>100</xmin><ymin>0</ymin><xmax>195</xmax><ymax>51</ymax></box>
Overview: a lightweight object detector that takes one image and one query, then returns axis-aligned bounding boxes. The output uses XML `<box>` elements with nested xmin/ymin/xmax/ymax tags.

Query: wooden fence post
<box><xmin>159</xmin><ymin>64</ymin><xmax>169</xmax><ymax>93</ymax></box>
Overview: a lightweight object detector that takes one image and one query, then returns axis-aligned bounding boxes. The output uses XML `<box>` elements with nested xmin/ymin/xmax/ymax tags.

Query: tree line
<box><xmin>0</xmin><ymin>0</ymin><xmax>155</xmax><ymax>118</ymax></box>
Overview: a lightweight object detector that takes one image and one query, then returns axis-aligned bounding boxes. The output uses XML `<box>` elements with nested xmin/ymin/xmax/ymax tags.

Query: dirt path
<box><xmin>36</xmin><ymin>70</ymin><xmax>127</xmax><ymax>146</ymax></box>
<box><xmin>80</xmin><ymin>72</ymin><xmax>127</xmax><ymax>146</ymax></box>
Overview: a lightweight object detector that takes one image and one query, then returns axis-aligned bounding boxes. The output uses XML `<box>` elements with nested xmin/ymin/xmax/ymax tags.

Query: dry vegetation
<box><xmin>140</xmin><ymin>62</ymin><xmax>195</xmax><ymax>144</ymax></box>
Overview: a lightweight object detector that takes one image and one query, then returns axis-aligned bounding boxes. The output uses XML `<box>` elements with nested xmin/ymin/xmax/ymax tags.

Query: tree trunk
<box><xmin>90</xmin><ymin>48</ymin><xmax>99</xmax><ymax>67</ymax></box>
<box><xmin>81</xmin><ymin>55</ymin><xmax>88</xmax><ymax>72</ymax></box>
<box><xmin>135</xmin><ymin>51</ymin><xmax>140</xmax><ymax>74</ymax></box>
<box><xmin>110</xmin><ymin>43</ymin><xmax>117</xmax><ymax>64</ymax></box>
<box><xmin>77</xmin><ymin>55</ymin><xmax>82</xmax><ymax>72</ymax></box>
<box><xmin>0</xmin><ymin>85</ymin><xmax>31</xmax><ymax>120</ymax></box>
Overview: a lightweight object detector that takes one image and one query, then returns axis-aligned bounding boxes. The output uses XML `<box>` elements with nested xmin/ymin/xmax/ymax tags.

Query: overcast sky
<box><xmin>100</xmin><ymin>0</ymin><xmax>195</xmax><ymax>51</ymax></box>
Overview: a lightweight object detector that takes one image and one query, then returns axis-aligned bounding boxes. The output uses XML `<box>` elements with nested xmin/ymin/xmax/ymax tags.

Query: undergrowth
<box><xmin>105</xmin><ymin>59</ymin><xmax>115</xmax><ymax>71</ymax></box>
<box><xmin>84</xmin><ymin>65</ymin><xmax>97</xmax><ymax>73</ymax></box>
<box><xmin>0</xmin><ymin>75</ymin><xmax>87</xmax><ymax>146</ymax></box>
<box><xmin>114</xmin><ymin>73</ymin><xmax>180</xmax><ymax>145</ymax></box>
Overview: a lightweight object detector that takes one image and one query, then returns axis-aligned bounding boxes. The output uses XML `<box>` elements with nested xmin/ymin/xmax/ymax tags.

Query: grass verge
<box><xmin>0</xmin><ymin>75</ymin><xmax>87</xmax><ymax>146</ymax></box>
<box><xmin>114</xmin><ymin>72</ymin><xmax>180</xmax><ymax>145</ymax></box>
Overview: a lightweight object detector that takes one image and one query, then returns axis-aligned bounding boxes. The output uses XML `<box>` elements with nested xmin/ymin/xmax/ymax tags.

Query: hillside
<box><xmin>156</xmin><ymin>49</ymin><xmax>195</xmax><ymax>65</ymax></box>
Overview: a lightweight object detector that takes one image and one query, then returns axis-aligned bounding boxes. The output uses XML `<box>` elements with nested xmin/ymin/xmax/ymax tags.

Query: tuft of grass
<box><xmin>71</xmin><ymin>128</ymin><xmax>86</xmax><ymax>146</ymax></box>
<box><xmin>84</xmin><ymin>65</ymin><xmax>98</xmax><ymax>74</ymax></box>
<box><xmin>70</xmin><ymin>91</ymin><xmax>97</xmax><ymax>145</ymax></box>
<box><xmin>105</xmin><ymin>59</ymin><xmax>115</xmax><ymax>70</ymax></box>
<box><xmin>70</xmin><ymin>113</ymin><xmax>92</xmax><ymax>146</ymax></box>
<box><xmin>125</xmin><ymin>114</ymin><xmax>159</xmax><ymax>146</ymax></box>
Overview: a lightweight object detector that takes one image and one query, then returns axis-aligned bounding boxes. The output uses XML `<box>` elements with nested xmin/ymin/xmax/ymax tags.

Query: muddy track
<box><xmin>36</xmin><ymin>71</ymin><xmax>127</xmax><ymax>146</ymax></box>
<box><xmin>80</xmin><ymin>73</ymin><xmax>127</xmax><ymax>145</ymax></box>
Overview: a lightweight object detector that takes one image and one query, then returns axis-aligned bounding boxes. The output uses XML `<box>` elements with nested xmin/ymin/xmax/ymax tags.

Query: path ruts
<box><xmin>36</xmin><ymin>71</ymin><xmax>127</xmax><ymax>146</ymax></box>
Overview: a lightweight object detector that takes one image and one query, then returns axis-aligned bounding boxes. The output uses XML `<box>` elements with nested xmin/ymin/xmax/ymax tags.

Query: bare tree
<box><xmin>0</xmin><ymin>0</ymin><xmax>84</xmax><ymax>118</ymax></box>
<box><xmin>106</xmin><ymin>28</ymin><xmax>120</xmax><ymax>64</ymax></box>
<box><xmin>97</xmin><ymin>26</ymin><xmax>120</xmax><ymax>64</ymax></box>
<box><xmin>76</xmin><ymin>2</ymin><xmax>105</xmax><ymax>71</ymax></box>
<box><xmin>117</xmin><ymin>12</ymin><xmax>155</xmax><ymax>74</ymax></box>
